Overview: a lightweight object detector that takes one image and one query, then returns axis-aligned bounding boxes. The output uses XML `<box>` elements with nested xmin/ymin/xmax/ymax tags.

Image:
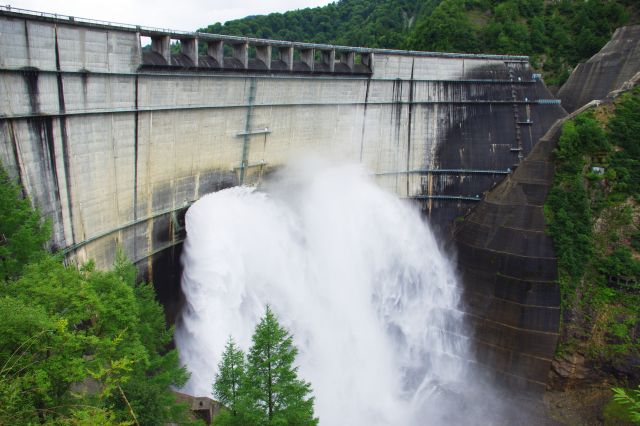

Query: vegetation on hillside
<box><xmin>0</xmin><ymin>167</ymin><xmax>50</xmax><ymax>281</ymax></box>
<box><xmin>405</xmin><ymin>0</ymin><xmax>632</xmax><ymax>85</ymax></box>
<box><xmin>545</xmin><ymin>87</ymin><xmax>640</xmax><ymax>375</ymax></box>
<box><xmin>611</xmin><ymin>385</ymin><xmax>640</xmax><ymax>423</ymax></box>
<box><xmin>213</xmin><ymin>306</ymin><xmax>317</xmax><ymax>426</ymax></box>
<box><xmin>0</xmin><ymin>166</ymin><xmax>200</xmax><ymax>425</ymax></box>
<box><xmin>199</xmin><ymin>0</ymin><xmax>637</xmax><ymax>85</ymax></box>
<box><xmin>201</xmin><ymin>0</ymin><xmax>440</xmax><ymax>48</ymax></box>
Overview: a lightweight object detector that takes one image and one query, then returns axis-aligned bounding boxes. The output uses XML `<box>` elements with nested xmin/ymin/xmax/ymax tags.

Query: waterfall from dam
<box><xmin>175</xmin><ymin>162</ymin><xmax>471</xmax><ymax>425</ymax></box>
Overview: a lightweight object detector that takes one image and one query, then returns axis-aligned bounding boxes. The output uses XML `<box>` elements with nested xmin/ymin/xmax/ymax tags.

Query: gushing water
<box><xmin>175</xmin><ymin>162</ymin><xmax>470</xmax><ymax>425</ymax></box>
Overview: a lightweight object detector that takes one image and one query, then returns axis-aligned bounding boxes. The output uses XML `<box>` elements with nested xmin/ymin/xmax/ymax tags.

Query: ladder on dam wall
<box><xmin>507</xmin><ymin>64</ymin><xmax>525</xmax><ymax>162</ymax></box>
<box><xmin>235</xmin><ymin>78</ymin><xmax>271</xmax><ymax>186</ymax></box>
<box><xmin>238</xmin><ymin>78</ymin><xmax>257</xmax><ymax>185</ymax></box>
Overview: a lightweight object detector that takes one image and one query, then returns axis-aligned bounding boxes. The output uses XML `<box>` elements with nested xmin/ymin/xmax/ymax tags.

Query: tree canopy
<box><xmin>0</xmin><ymin>165</ymin><xmax>50</xmax><ymax>281</ymax></box>
<box><xmin>199</xmin><ymin>0</ymin><xmax>637</xmax><ymax>86</ymax></box>
<box><xmin>213</xmin><ymin>306</ymin><xmax>317</xmax><ymax>426</ymax></box>
<box><xmin>0</xmin><ymin>167</ymin><xmax>200</xmax><ymax>425</ymax></box>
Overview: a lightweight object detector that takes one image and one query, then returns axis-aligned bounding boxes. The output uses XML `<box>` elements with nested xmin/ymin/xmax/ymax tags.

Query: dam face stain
<box><xmin>407</xmin><ymin>59</ymin><xmax>415</xmax><ymax>195</ymax></box>
<box><xmin>54</xmin><ymin>24</ymin><xmax>76</xmax><ymax>243</ymax></box>
<box><xmin>359</xmin><ymin>77</ymin><xmax>371</xmax><ymax>162</ymax></box>
<box><xmin>27</xmin><ymin>117</ymin><xmax>64</xmax><ymax>237</ymax></box>
<box><xmin>21</xmin><ymin>67</ymin><xmax>40</xmax><ymax>115</ymax></box>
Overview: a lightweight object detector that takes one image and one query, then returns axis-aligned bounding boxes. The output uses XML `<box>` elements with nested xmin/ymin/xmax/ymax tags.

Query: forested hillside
<box><xmin>201</xmin><ymin>0</ymin><xmax>440</xmax><ymax>48</ymax></box>
<box><xmin>200</xmin><ymin>0</ymin><xmax>638</xmax><ymax>86</ymax></box>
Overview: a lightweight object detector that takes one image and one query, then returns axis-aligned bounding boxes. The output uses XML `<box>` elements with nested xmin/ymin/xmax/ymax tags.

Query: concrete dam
<box><xmin>0</xmin><ymin>8</ymin><xmax>566</xmax><ymax>398</ymax></box>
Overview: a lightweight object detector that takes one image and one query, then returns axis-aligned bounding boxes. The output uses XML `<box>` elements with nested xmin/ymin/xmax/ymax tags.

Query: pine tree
<box><xmin>213</xmin><ymin>336</ymin><xmax>246</xmax><ymax>416</ymax></box>
<box><xmin>241</xmin><ymin>306</ymin><xmax>318</xmax><ymax>426</ymax></box>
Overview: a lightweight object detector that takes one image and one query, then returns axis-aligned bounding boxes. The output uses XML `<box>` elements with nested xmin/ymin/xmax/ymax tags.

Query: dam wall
<box><xmin>0</xmin><ymin>8</ymin><xmax>566</xmax><ymax>395</ymax></box>
<box><xmin>0</xmin><ymin>8</ymin><xmax>564</xmax><ymax>272</ymax></box>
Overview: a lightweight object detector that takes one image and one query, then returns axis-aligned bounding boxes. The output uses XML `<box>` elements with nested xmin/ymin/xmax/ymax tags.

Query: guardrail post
<box><xmin>233</xmin><ymin>42</ymin><xmax>248</xmax><ymax>68</ymax></box>
<box><xmin>256</xmin><ymin>44</ymin><xmax>272</xmax><ymax>70</ymax></box>
<box><xmin>207</xmin><ymin>40</ymin><xmax>224</xmax><ymax>67</ymax></box>
<box><xmin>279</xmin><ymin>46</ymin><xmax>294</xmax><ymax>71</ymax></box>
<box><xmin>151</xmin><ymin>35</ymin><xmax>171</xmax><ymax>64</ymax></box>
<box><xmin>300</xmin><ymin>48</ymin><xmax>314</xmax><ymax>72</ymax></box>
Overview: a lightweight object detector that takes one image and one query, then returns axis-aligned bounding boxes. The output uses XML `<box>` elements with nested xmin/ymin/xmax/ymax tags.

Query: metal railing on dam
<box><xmin>0</xmin><ymin>7</ymin><xmax>566</xmax><ymax>397</ymax></box>
<box><xmin>0</xmin><ymin>5</ymin><xmax>528</xmax><ymax>75</ymax></box>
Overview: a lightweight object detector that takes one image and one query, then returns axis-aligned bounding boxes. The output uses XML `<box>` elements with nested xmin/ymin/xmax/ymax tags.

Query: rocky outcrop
<box><xmin>557</xmin><ymin>25</ymin><xmax>640</xmax><ymax>113</ymax></box>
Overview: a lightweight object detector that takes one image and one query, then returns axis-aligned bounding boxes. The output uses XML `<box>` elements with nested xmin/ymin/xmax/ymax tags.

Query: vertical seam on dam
<box><xmin>23</xmin><ymin>19</ymin><xmax>30</xmax><ymax>63</ymax></box>
<box><xmin>7</xmin><ymin>120</ymin><xmax>24</xmax><ymax>193</ymax></box>
<box><xmin>406</xmin><ymin>59</ymin><xmax>415</xmax><ymax>196</ymax></box>
<box><xmin>133</xmin><ymin>74</ymin><xmax>139</xmax><ymax>255</ymax></box>
<box><xmin>54</xmin><ymin>24</ymin><xmax>76</xmax><ymax>244</ymax></box>
<box><xmin>134</xmin><ymin>75</ymin><xmax>139</xmax><ymax>218</ymax></box>
<box><xmin>359</xmin><ymin>78</ymin><xmax>371</xmax><ymax>163</ymax></box>
<box><xmin>239</xmin><ymin>77</ymin><xmax>257</xmax><ymax>185</ymax></box>
<box><xmin>43</xmin><ymin>117</ymin><xmax>64</xmax><ymax>233</ymax></box>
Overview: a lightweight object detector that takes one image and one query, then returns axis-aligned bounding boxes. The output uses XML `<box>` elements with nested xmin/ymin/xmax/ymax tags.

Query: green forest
<box><xmin>200</xmin><ymin>0</ymin><xmax>638</xmax><ymax>86</ymax></box>
<box><xmin>0</xmin><ymin>167</ymin><xmax>199</xmax><ymax>424</ymax></box>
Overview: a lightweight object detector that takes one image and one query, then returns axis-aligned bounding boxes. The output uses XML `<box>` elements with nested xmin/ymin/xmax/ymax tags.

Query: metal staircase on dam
<box><xmin>508</xmin><ymin>64</ymin><xmax>525</xmax><ymax>163</ymax></box>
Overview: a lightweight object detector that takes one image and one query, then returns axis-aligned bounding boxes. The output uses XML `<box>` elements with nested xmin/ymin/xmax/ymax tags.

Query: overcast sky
<box><xmin>8</xmin><ymin>0</ymin><xmax>335</xmax><ymax>31</ymax></box>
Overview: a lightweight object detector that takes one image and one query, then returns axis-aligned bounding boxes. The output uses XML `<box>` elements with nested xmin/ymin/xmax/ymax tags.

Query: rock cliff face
<box><xmin>557</xmin><ymin>25</ymin><xmax>640</xmax><ymax>113</ymax></box>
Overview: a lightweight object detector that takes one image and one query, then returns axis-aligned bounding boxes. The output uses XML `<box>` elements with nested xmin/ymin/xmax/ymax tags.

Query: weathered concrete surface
<box><xmin>0</xmin><ymin>11</ymin><xmax>564</xmax><ymax>272</ymax></box>
<box><xmin>454</xmin><ymin>130</ymin><xmax>561</xmax><ymax>395</ymax></box>
<box><xmin>0</xmin><ymin>9</ymin><xmax>567</xmax><ymax>395</ymax></box>
<box><xmin>557</xmin><ymin>25</ymin><xmax>640</xmax><ymax>113</ymax></box>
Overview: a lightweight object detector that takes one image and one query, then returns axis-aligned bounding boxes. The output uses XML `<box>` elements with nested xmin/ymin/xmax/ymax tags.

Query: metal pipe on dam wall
<box><xmin>0</xmin><ymin>8</ymin><xmax>566</xmax><ymax>395</ymax></box>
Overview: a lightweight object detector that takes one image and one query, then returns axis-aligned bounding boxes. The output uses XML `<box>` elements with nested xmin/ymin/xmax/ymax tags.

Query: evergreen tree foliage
<box><xmin>213</xmin><ymin>337</ymin><xmax>246</xmax><ymax>415</ymax></box>
<box><xmin>213</xmin><ymin>306</ymin><xmax>317</xmax><ymax>426</ymax></box>
<box><xmin>0</xmin><ymin>165</ymin><xmax>50</xmax><ymax>281</ymax></box>
<box><xmin>242</xmin><ymin>306</ymin><xmax>316</xmax><ymax>425</ymax></box>
<box><xmin>612</xmin><ymin>386</ymin><xmax>640</xmax><ymax>423</ymax></box>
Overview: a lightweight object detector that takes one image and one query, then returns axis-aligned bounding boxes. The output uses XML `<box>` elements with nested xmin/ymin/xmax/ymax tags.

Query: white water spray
<box><xmin>175</xmin><ymin>162</ymin><xmax>470</xmax><ymax>425</ymax></box>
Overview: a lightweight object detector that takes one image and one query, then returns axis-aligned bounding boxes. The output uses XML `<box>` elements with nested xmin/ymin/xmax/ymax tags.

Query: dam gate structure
<box><xmin>0</xmin><ymin>7</ymin><xmax>566</xmax><ymax>396</ymax></box>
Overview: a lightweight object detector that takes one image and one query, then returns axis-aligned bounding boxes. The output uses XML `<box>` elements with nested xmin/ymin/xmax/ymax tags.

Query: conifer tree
<box><xmin>213</xmin><ymin>336</ymin><xmax>246</xmax><ymax>416</ymax></box>
<box><xmin>241</xmin><ymin>306</ymin><xmax>318</xmax><ymax>426</ymax></box>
